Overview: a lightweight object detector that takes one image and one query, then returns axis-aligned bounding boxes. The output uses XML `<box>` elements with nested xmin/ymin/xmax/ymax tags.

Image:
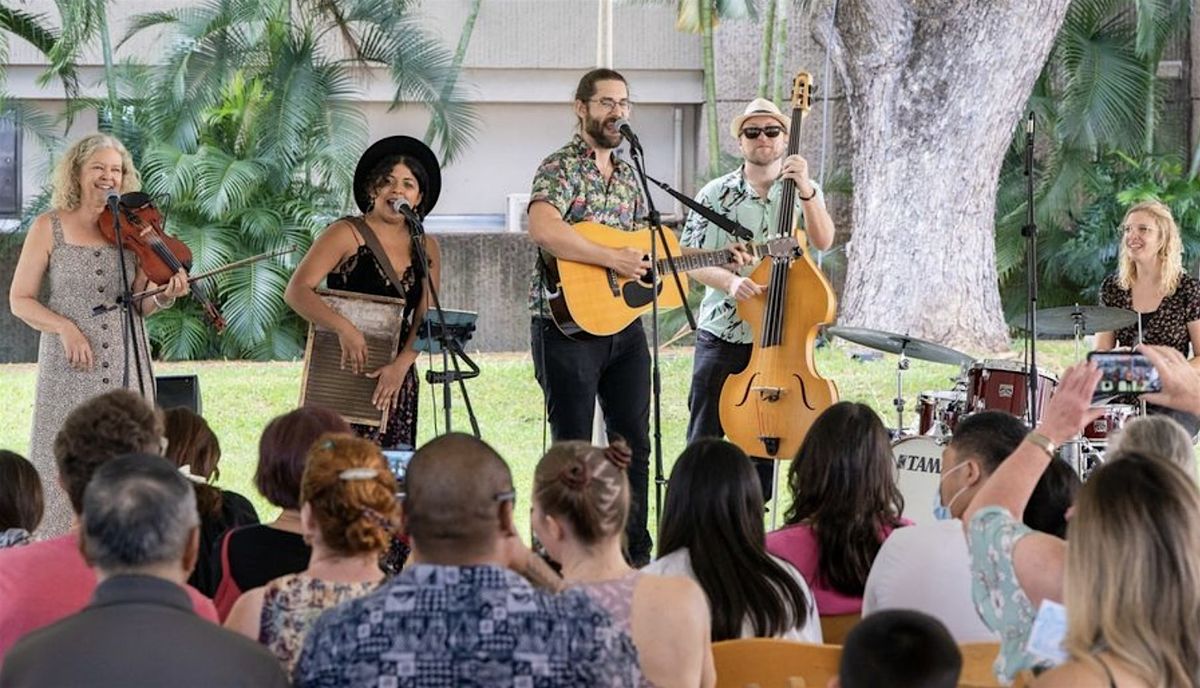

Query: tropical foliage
<box><xmin>41</xmin><ymin>0</ymin><xmax>478</xmax><ymax>360</ymax></box>
<box><xmin>995</xmin><ymin>0</ymin><xmax>1195</xmax><ymax>319</ymax></box>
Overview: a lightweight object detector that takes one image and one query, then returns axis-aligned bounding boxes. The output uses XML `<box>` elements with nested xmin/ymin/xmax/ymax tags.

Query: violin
<box><xmin>718</xmin><ymin>71</ymin><xmax>839</xmax><ymax>460</ymax></box>
<box><xmin>97</xmin><ymin>192</ymin><xmax>227</xmax><ymax>332</ymax></box>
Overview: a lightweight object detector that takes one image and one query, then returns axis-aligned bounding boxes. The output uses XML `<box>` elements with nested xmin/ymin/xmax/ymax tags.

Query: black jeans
<box><xmin>531</xmin><ymin>318</ymin><xmax>652</xmax><ymax>564</ymax></box>
<box><xmin>687</xmin><ymin>329</ymin><xmax>777</xmax><ymax>501</ymax></box>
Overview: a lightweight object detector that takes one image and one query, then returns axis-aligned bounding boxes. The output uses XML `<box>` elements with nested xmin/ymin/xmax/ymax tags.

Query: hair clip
<box><xmin>320</xmin><ymin>439</ymin><xmax>337</xmax><ymax>450</ymax></box>
<box><xmin>339</xmin><ymin>467</ymin><xmax>379</xmax><ymax>481</ymax></box>
<box><xmin>177</xmin><ymin>465</ymin><xmax>208</xmax><ymax>485</ymax></box>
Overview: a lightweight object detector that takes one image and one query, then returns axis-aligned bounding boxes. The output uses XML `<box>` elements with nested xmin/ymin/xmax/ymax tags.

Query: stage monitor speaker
<box><xmin>156</xmin><ymin>374</ymin><xmax>202</xmax><ymax>415</ymax></box>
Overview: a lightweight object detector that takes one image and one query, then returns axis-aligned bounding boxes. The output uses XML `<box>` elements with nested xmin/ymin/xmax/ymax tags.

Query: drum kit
<box><xmin>827</xmin><ymin>305</ymin><xmax>1140</xmax><ymax>525</ymax></box>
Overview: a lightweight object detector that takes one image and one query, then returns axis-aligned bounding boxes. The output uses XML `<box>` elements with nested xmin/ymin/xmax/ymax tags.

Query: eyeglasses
<box><xmin>589</xmin><ymin>97</ymin><xmax>632</xmax><ymax>112</ymax></box>
<box><xmin>741</xmin><ymin>126</ymin><xmax>785</xmax><ymax>139</ymax></box>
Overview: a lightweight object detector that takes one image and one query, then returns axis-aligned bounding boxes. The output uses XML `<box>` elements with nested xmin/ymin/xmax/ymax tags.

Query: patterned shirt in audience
<box><xmin>0</xmin><ymin>528</ymin><xmax>31</xmax><ymax>548</ymax></box>
<box><xmin>966</xmin><ymin>506</ymin><xmax>1047</xmax><ymax>683</ymax></box>
<box><xmin>293</xmin><ymin>563</ymin><xmax>639</xmax><ymax>687</ymax></box>
<box><xmin>258</xmin><ymin>573</ymin><xmax>379</xmax><ymax>674</ymax></box>
<box><xmin>526</xmin><ymin>134</ymin><xmax>644</xmax><ymax>315</ymax></box>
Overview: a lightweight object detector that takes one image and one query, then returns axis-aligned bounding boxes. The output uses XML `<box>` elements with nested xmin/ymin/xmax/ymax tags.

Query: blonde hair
<box><xmin>50</xmin><ymin>134</ymin><xmax>141</xmax><ymax>211</ymax></box>
<box><xmin>533</xmin><ymin>440</ymin><xmax>631</xmax><ymax>546</ymax></box>
<box><xmin>1109</xmin><ymin>416</ymin><xmax>1198</xmax><ymax>481</ymax></box>
<box><xmin>1063</xmin><ymin>455</ymin><xmax>1200</xmax><ymax>688</ymax></box>
<box><xmin>1118</xmin><ymin>200</ymin><xmax>1183</xmax><ymax>295</ymax></box>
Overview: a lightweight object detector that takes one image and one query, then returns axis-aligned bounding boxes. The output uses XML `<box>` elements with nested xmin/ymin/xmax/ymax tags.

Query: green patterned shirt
<box><xmin>679</xmin><ymin>166</ymin><xmax>823</xmax><ymax>344</ymax></box>
<box><xmin>527</xmin><ymin>134</ymin><xmax>645</xmax><ymax>315</ymax></box>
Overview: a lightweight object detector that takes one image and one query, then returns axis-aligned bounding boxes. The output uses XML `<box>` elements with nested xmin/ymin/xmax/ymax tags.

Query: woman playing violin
<box><xmin>8</xmin><ymin>133</ymin><xmax>189</xmax><ymax>536</ymax></box>
<box><xmin>285</xmin><ymin>136</ymin><xmax>441</xmax><ymax>450</ymax></box>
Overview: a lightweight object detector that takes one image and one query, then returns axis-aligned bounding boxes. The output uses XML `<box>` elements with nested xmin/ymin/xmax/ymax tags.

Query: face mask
<box><xmin>933</xmin><ymin>460</ymin><xmax>972</xmax><ymax>521</ymax></box>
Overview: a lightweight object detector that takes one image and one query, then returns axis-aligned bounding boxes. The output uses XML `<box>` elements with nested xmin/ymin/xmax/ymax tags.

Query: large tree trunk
<box><xmin>825</xmin><ymin>0</ymin><xmax>1072</xmax><ymax>353</ymax></box>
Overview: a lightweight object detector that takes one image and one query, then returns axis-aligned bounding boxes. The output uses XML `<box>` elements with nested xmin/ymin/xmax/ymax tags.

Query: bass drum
<box><xmin>892</xmin><ymin>436</ymin><xmax>947</xmax><ymax>527</ymax></box>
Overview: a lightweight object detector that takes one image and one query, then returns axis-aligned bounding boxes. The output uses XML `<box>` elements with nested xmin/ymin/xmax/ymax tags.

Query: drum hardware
<box><xmin>894</xmin><ymin>351</ymin><xmax>910</xmax><ymax>435</ymax></box>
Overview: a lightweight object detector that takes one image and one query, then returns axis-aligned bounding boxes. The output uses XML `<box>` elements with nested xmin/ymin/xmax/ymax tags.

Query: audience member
<box><xmin>213</xmin><ymin>405</ymin><xmax>350</xmax><ymax>619</ymax></box>
<box><xmin>863</xmin><ymin>412</ymin><xmax>1078</xmax><ymax>640</ymax></box>
<box><xmin>831</xmin><ymin>609</ymin><xmax>961</xmax><ymax>688</ymax></box>
<box><xmin>767</xmin><ymin>402</ymin><xmax>910</xmax><ymax>615</ymax></box>
<box><xmin>534</xmin><ymin>440</ymin><xmax>715</xmax><ymax>687</ymax></box>
<box><xmin>163</xmin><ymin>407</ymin><xmax>259</xmax><ymax>597</ymax></box>
<box><xmin>0</xmin><ymin>451</ymin><xmax>42</xmax><ymax>548</ymax></box>
<box><xmin>294</xmin><ymin>433</ymin><xmax>638</xmax><ymax>686</ymax></box>
<box><xmin>1109</xmin><ymin>414</ymin><xmax>1197</xmax><ymax>479</ymax></box>
<box><xmin>1022</xmin><ymin>458</ymin><xmax>1080</xmax><ymax>539</ymax></box>
<box><xmin>226</xmin><ymin>434</ymin><xmax>390</xmax><ymax>673</ymax></box>
<box><xmin>1035</xmin><ymin>454</ymin><xmax>1200</xmax><ymax>688</ymax></box>
<box><xmin>646</xmin><ymin>438</ymin><xmax>820</xmax><ymax>642</ymax></box>
<box><xmin>964</xmin><ymin>354</ymin><xmax>1199</xmax><ymax>683</ymax></box>
<box><xmin>0</xmin><ymin>390</ymin><xmax>216</xmax><ymax>663</ymax></box>
<box><xmin>0</xmin><ymin>454</ymin><xmax>289</xmax><ymax>688</ymax></box>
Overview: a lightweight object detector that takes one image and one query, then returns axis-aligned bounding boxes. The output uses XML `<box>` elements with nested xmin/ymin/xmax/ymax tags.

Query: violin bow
<box><xmin>130</xmin><ymin>246</ymin><xmax>297</xmax><ymax>302</ymax></box>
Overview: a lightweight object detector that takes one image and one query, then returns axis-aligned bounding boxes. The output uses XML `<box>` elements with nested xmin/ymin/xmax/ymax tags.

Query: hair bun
<box><xmin>558</xmin><ymin>459</ymin><xmax>590</xmax><ymax>490</ymax></box>
<box><xmin>604</xmin><ymin>440</ymin><xmax>632</xmax><ymax>470</ymax></box>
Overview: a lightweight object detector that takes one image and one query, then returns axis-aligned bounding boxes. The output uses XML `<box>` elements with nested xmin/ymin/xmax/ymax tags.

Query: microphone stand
<box><xmin>404</xmin><ymin>207</ymin><xmax>481</xmax><ymax>438</ymax></box>
<box><xmin>1021</xmin><ymin>112</ymin><xmax>1040</xmax><ymax>426</ymax></box>
<box><xmin>625</xmin><ymin>140</ymin><xmax>695</xmax><ymax>527</ymax></box>
<box><xmin>102</xmin><ymin>195</ymin><xmax>147</xmax><ymax>397</ymax></box>
<box><xmin>644</xmin><ymin>172</ymin><xmax>754</xmax><ymax>242</ymax></box>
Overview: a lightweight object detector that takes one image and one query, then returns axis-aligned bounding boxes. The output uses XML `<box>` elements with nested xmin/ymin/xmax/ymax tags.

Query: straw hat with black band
<box><xmin>729</xmin><ymin>98</ymin><xmax>792</xmax><ymax>139</ymax></box>
<box><xmin>352</xmin><ymin>136</ymin><xmax>442</xmax><ymax>217</ymax></box>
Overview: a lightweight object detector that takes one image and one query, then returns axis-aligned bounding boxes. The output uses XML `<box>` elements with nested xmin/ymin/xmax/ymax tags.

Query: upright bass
<box><xmin>719</xmin><ymin>71</ymin><xmax>838</xmax><ymax>460</ymax></box>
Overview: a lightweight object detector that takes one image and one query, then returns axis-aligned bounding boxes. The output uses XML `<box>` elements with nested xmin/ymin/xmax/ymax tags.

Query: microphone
<box><xmin>389</xmin><ymin>197</ymin><xmax>424</xmax><ymax>234</ymax></box>
<box><xmin>614</xmin><ymin>117</ymin><xmax>642</xmax><ymax>152</ymax></box>
<box><xmin>105</xmin><ymin>189</ymin><xmax>120</xmax><ymax>212</ymax></box>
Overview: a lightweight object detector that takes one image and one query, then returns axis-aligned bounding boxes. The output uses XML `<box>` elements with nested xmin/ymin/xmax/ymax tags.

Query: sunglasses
<box><xmin>741</xmin><ymin>126</ymin><xmax>785</xmax><ymax>139</ymax></box>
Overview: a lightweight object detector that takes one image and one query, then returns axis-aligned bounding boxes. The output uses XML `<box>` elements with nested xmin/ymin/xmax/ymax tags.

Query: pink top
<box><xmin>0</xmin><ymin>533</ymin><xmax>218</xmax><ymax>663</ymax></box>
<box><xmin>766</xmin><ymin>519</ymin><xmax>912</xmax><ymax>615</ymax></box>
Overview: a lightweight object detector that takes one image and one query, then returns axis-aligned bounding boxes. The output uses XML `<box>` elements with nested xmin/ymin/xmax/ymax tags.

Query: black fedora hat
<box><xmin>352</xmin><ymin>135</ymin><xmax>442</xmax><ymax>216</ymax></box>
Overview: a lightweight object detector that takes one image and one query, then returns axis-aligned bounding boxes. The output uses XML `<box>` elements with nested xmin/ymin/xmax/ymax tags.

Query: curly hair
<box><xmin>533</xmin><ymin>440</ymin><xmax>631</xmax><ymax>546</ymax></box>
<box><xmin>50</xmin><ymin>134</ymin><xmax>141</xmax><ymax>211</ymax></box>
<box><xmin>301</xmin><ymin>433</ymin><xmax>398</xmax><ymax>556</ymax></box>
<box><xmin>52</xmin><ymin>389</ymin><xmax>163</xmax><ymax>515</ymax></box>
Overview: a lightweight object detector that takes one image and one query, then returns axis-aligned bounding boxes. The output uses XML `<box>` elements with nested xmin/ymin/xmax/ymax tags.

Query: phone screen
<box><xmin>381</xmin><ymin>449</ymin><xmax>415</xmax><ymax>481</ymax></box>
<box><xmin>1087</xmin><ymin>351</ymin><xmax>1162</xmax><ymax>395</ymax></box>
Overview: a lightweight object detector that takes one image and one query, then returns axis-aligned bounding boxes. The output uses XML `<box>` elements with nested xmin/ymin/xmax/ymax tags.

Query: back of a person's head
<box><xmin>301</xmin><ymin>434</ymin><xmax>398</xmax><ymax>557</ymax></box>
<box><xmin>1109</xmin><ymin>415</ymin><xmax>1197</xmax><ymax>480</ymax></box>
<box><xmin>403</xmin><ymin>433</ymin><xmax>513</xmax><ymax>562</ymax></box>
<box><xmin>162</xmin><ymin>407</ymin><xmax>224</xmax><ymax>520</ymax></box>
<box><xmin>784</xmin><ymin>402</ymin><xmax>903</xmax><ymax>597</ymax></box>
<box><xmin>1064</xmin><ymin>454</ymin><xmax>1200</xmax><ymax>687</ymax></box>
<box><xmin>948</xmin><ymin>411</ymin><xmax>1029</xmax><ymax>475</ymax></box>
<box><xmin>0</xmin><ymin>450</ymin><xmax>43</xmax><ymax>534</ymax></box>
<box><xmin>81</xmin><ymin>453</ymin><xmax>199</xmax><ymax>575</ymax></box>
<box><xmin>533</xmin><ymin>440</ymin><xmax>630</xmax><ymax>546</ymax></box>
<box><xmin>660</xmin><ymin>438</ymin><xmax>809</xmax><ymax>641</ymax></box>
<box><xmin>1023</xmin><ymin>457</ymin><xmax>1081</xmax><ymax>538</ymax></box>
<box><xmin>838</xmin><ymin>610</ymin><xmax>961</xmax><ymax>688</ymax></box>
<box><xmin>256</xmin><ymin>406</ymin><xmax>350</xmax><ymax>509</ymax></box>
<box><xmin>53</xmin><ymin>389</ymin><xmax>162</xmax><ymax>515</ymax></box>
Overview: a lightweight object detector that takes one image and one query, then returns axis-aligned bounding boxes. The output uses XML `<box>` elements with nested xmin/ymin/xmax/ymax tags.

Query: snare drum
<box><xmin>1082</xmin><ymin>404</ymin><xmax>1138</xmax><ymax>444</ymax></box>
<box><xmin>917</xmin><ymin>391</ymin><xmax>966</xmax><ymax>436</ymax></box>
<box><xmin>892</xmin><ymin>436</ymin><xmax>946</xmax><ymax>526</ymax></box>
<box><xmin>966</xmin><ymin>360</ymin><xmax>1057</xmax><ymax>423</ymax></box>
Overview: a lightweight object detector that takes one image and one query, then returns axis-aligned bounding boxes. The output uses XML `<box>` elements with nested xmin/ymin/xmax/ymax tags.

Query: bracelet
<box><xmin>797</xmin><ymin>187</ymin><xmax>817</xmax><ymax>201</ymax></box>
<box><xmin>1024</xmin><ymin>431</ymin><xmax>1056</xmax><ymax>458</ymax></box>
<box><xmin>152</xmin><ymin>293</ymin><xmax>176</xmax><ymax>309</ymax></box>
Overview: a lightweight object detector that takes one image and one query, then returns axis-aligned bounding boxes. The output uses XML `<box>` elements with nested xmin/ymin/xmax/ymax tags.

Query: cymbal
<box><xmin>826</xmin><ymin>326</ymin><xmax>975</xmax><ymax>366</ymax></box>
<box><xmin>1009</xmin><ymin>306</ymin><xmax>1138</xmax><ymax>337</ymax></box>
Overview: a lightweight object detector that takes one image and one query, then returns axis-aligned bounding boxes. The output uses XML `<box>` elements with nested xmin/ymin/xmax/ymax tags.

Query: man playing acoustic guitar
<box><xmin>680</xmin><ymin>98</ymin><xmax>836</xmax><ymax>498</ymax></box>
<box><xmin>528</xmin><ymin>68</ymin><xmax>750</xmax><ymax>565</ymax></box>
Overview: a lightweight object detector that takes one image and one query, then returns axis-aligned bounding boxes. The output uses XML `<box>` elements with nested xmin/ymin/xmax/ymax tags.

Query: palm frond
<box><xmin>0</xmin><ymin>5</ymin><xmax>81</xmax><ymax>100</ymax></box>
<box><xmin>194</xmin><ymin>145</ymin><xmax>266</xmax><ymax>217</ymax></box>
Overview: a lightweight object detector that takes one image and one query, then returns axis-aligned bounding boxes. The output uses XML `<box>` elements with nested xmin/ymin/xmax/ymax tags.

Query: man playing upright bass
<box><xmin>681</xmin><ymin>98</ymin><xmax>836</xmax><ymax>495</ymax></box>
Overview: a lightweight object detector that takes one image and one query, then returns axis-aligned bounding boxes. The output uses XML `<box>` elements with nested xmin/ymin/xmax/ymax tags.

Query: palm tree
<box><xmin>674</xmin><ymin>0</ymin><xmax>757</xmax><ymax>177</ymax></box>
<box><xmin>994</xmin><ymin>0</ymin><xmax>1193</xmax><ymax>316</ymax></box>
<box><xmin>0</xmin><ymin>4</ymin><xmax>83</xmax><ymax>151</ymax></box>
<box><xmin>114</xmin><ymin>0</ymin><xmax>477</xmax><ymax>359</ymax></box>
<box><xmin>423</xmin><ymin>0</ymin><xmax>484</xmax><ymax>146</ymax></box>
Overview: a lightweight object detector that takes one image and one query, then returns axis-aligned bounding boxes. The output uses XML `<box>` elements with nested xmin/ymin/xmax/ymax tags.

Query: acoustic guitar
<box><xmin>544</xmin><ymin>221</ymin><xmax>797</xmax><ymax>336</ymax></box>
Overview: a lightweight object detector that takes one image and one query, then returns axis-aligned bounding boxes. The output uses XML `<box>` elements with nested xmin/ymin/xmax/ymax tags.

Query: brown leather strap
<box><xmin>344</xmin><ymin>215</ymin><xmax>406</xmax><ymax>295</ymax></box>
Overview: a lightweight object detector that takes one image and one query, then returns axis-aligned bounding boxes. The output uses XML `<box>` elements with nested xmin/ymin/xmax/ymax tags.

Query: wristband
<box><xmin>153</xmin><ymin>293</ymin><xmax>176</xmax><ymax>309</ymax></box>
<box><xmin>797</xmin><ymin>187</ymin><xmax>817</xmax><ymax>201</ymax></box>
<box><xmin>1024</xmin><ymin>431</ymin><xmax>1056</xmax><ymax>458</ymax></box>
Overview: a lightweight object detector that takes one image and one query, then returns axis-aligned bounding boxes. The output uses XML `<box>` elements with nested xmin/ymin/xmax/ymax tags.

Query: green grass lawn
<box><xmin>0</xmin><ymin>340</ymin><xmax>1119</xmax><ymax>542</ymax></box>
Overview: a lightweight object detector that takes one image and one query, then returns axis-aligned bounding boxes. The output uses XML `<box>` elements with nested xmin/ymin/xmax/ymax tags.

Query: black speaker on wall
<box><xmin>156</xmin><ymin>374</ymin><xmax>202</xmax><ymax>415</ymax></box>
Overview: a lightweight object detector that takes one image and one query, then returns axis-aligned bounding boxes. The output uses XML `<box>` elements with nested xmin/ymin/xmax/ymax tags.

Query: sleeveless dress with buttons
<box><xmin>28</xmin><ymin>213</ymin><xmax>156</xmax><ymax>537</ymax></box>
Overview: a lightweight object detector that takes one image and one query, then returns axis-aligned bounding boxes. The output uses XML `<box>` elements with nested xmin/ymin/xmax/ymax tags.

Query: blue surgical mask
<box><xmin>933</xmin><ymin>460</ymin><xmax>972</xmax><ymax>521</ymax></box>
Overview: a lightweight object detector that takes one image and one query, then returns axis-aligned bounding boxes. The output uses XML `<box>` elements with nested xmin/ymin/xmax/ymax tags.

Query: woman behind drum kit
<box><xmin>1095</xmin><ymin>200</ymin><xmax>1200</xmax><ymax>437</ymax></box>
